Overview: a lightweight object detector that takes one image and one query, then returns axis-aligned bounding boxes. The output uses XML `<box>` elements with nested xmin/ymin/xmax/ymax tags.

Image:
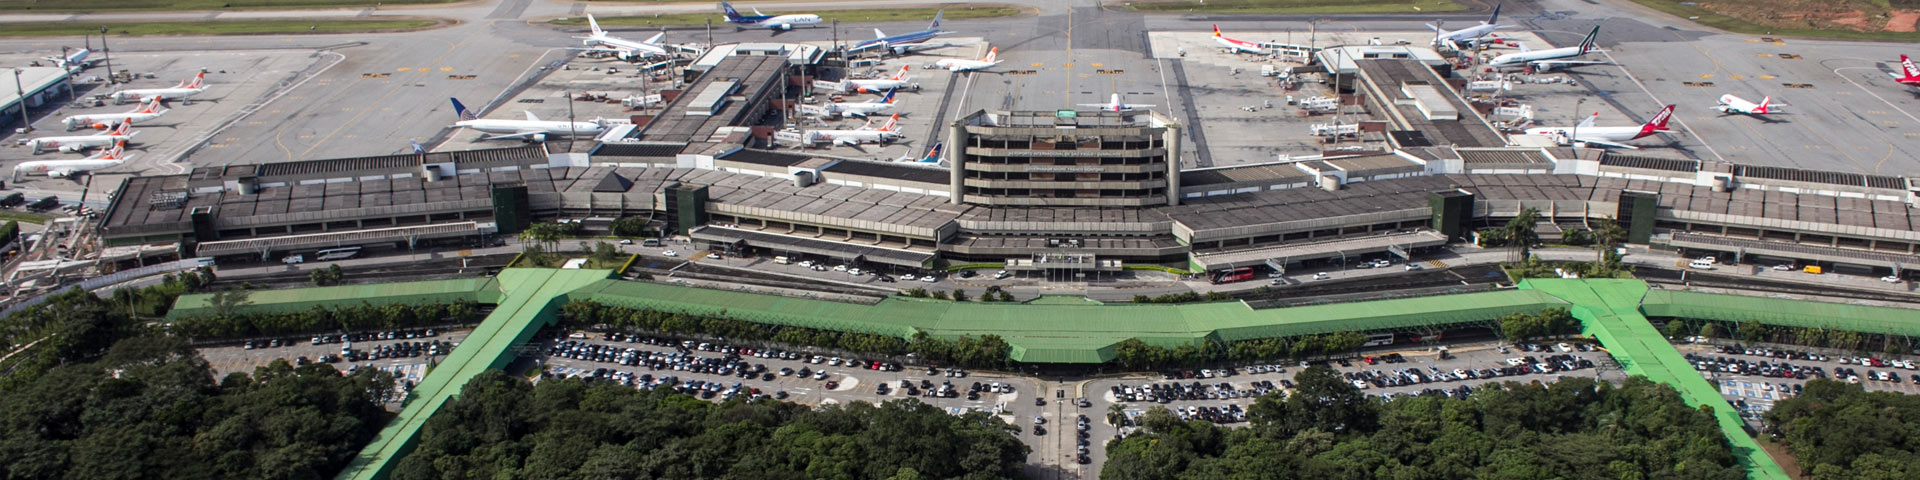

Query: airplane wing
<box><xmin>643</xmin><ymin>32</ymin><xmax>666</xmax><ymax>45</ymax></box>
<box><xmin>1529</xmin><ymin>60</ymin><xmax>1612</xmax><ymax>71</ymax></box>
<box><xmin>1126</xmin><ymin>104</ymin><xmax>1157</xmax><ymax>109</ymax></box>
<box><xmin>833</xmin><ymin>137</ymin><xmax>858</xmax><ymax>147</ymax></box>
<box><xmin>1074</xmin><ymin>103</ymin><xmax>1109</xmax><ymax>108</ymax></box>
<box><xmin>481</xmin><ymin>131</ymin><xmax>543</xmax><ymax>141</ymax></box>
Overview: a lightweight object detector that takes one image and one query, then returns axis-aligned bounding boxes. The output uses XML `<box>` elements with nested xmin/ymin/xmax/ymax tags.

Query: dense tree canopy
<box><xmin>1105</xmin><ymin>367</ymin><xmax>1748</xmax><ymax>480</ymax></box>
<box><xmin>0</xmin><ymin>335</ymin><xmax>394</xmax><ymax>480</ymax></box>
<box><xmin>395</xmin><ymin>370</ymin><xmax>1028</xmax><ymax>480</ymax></box>
<box><xmin>1766</xmin><ymin>379</ymin><xmax>1920</xmax><ymax>480</ymax></box>
<box><xmin>563</xmin><ymin>301</ymin><xmax>1013</xmax><ymax>368</ymax></box>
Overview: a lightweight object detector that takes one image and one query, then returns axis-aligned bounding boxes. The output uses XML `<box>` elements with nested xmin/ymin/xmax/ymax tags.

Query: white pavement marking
<box><xmin>168</xmin><ymin>50</ymin><xmax>347</xmax><ymax>173</ymax></box>
<box><xmin>1831</xmin><ymin>66</ymin><xmax>1920</xmax><ymax>124</ymax></box>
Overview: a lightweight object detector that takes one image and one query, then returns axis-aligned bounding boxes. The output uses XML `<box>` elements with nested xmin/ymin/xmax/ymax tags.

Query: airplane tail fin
<box><xmin>1903</xmin><ymin>55</ymin><xmax>1920</xmax><ymax>80</ymax></box>
<box><xmin>1212</xmin><ymin>24</ymin><xmax>1222</xmax><ymax>37</ymax></box>
<box><xmin>1577</xmin><ymin>25</ymin><xmax>1601</xmax><ymax>54</ymax></box>
<box><xmin>721</xmin><ymin>2</ymin><xmax>743</xmax><ymax>21</ymax></box>
<box><xmin>110</xmin><ymin>122</ymin><xmax>131</xmax><ymax>136</ymax></box>
<box><xmin>588</xmin><ymin>14</ymin><xmax>605</xmax><ymax>37</ymax></box>
<box><xmin>185</xmin><ymin>71</ymin><xmax>205</xmax><ymax>90</ymax></box>
<box><xmin>930</xmin><ymin>10</ymin><xmax>943</xmax><ymax>30</ymax></box>
<box><xmin>982</xmin><ymin>47</ymin><xmax>997</xmax><ymax>63</ymax></box>
<box><xmin>101</xmin><ymin>141</ymin><xmax>126</xmax><ymax>160</ymax></box>
<box><xmin>1756</xmin><ymin>96</ymin><xmax>1771</xmax><ymax>114</ymax></box>
<box><xmin>525</xmin><ymin>111</ymin><xmax>541</xmax><ymax>122</ymax></box>
<box><xmin>1488</xmin><ymin>2</ymin><xmax>1502</xmax><ymax>24</ymax></box>
<box><xmin>136</xmin><ymin>96</ymin><xmax>164</xmax><ymax>114</ymax></box>
<box><xmin>411</xmin><ymin>139</ymin><xmax>427</xmax><ymax>154</ymax></box>
<box><xmin>880</xmin><ymin>114</ymin><xmax>899</xmax><ymax>132</ymax></box>
<box><xmin>1639</xmin><ymin>104</ymin><xmax>1675</xmax><ymax>137</ymax></box>
<box><xmin>891</xmin><ymin>65</ymin><xmax>910</xmax><ymax>80</ymax></box>
<box><xmin>451</xmin><ymin>97</ymin><xmax>478</xmax><ymax>121</ymax></box>
<box><xmin>1576</xmin><ymin>112</ymin><xmax>1597</xmax><ymax>129</ymax></box>
<box><xmin>880</xmin><ymin>88</ymin><xmax>897</xmax><ymax>104</ymax></box>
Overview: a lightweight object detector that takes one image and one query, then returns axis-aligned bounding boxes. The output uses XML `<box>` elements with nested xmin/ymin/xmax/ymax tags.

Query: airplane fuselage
<box><xmin>731</xmin><ymin>14</ymin><xmax>823</xmax><ymax>30</ymax></box>
<box><xmin>22</xmin><ymin>134</ymin><xmax>128</xmax><ymax>153</ymax></box>
<box><xmin>61</xmin><ymin>112</ymin><xmax>164</xmax><ymax>130</ymax></box>
<box><xmin>1488</xmin><ymin>46</ymin><xmax>1584</xmax><ymax>68</ymax></box>
<box><xmin>14</xmin><ymin>159</ymin><xmax>121</xmax><ymax>177</ymax></box>
<box><xmin>112</xmin><ymin>88</ymin><xmax>202</xmax><ymax>104</ymax></box>
<box><xmin>1523</xmin><ymin>126</ymin><xmax>1648</xmax><ymax>144</ymax></box>
<box><xmin>456</xmin><ymin>119</ymin><xmax>605</xmax><ymax>137</ymax></box>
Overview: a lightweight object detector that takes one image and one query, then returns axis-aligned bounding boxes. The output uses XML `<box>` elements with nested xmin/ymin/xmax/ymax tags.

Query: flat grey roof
<box><xmin>690</xmin><ymin>225</ymin><xmax>934</xmax><ymax>267</ymax></box>
<box><xmin>1354</xmin><ymin>59</ymin><xmax>1504</xmax><ymax>148</ymax></box>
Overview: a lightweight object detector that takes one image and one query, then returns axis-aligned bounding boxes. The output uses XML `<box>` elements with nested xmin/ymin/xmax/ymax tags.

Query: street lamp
<box><xmin>99</xmin><ymin>27</ymin><xmax>115</xmax><ymax>84</ymax></box>
<box><xmin>12</xmin><ymin>68</ymin><xmax>29</xmax><ymax>132</ymax></box>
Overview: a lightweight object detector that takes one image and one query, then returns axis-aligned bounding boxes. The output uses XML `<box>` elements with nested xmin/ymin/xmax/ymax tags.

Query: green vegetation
<box><xmin>0</xmin><ymin>221</ymin><xmax>17</xmax><ymax>246</ymax></box>
<box><xmin>1766</xmin><ymin>379</ymin><xmax>1920</xmax><ymax>479</ymax></box>
<box><xmin>169</xmin><ymin>300</ymin><xmax>483</xmax><ymax>340</ymax></box>
<box><xmin>0</xmin><ymin>0</ymin><xmax>451</xmax><ymax>12</ymax></box>
<box><xmin>0</xmin><ymin>211</ymin><xmax>50</xmax><ymax>225</ymax></box>
<box><xmin>1122</xmin><ymin>0</ymin><xmax>1464</xmax><ymax>14</ymax></box>
<box><xmin>1628</xmin><ymin>0</ymin><xmax>1920</xmax><ymax>42</ymax></box>
<box><xmin>1669</xmin><ymin>318</ymin><xmax>1912</xmax><ymax>355</ymax></box>
<box><xmin>0</xmin><ymin>19</ymin><xmax>440</xmax><ymax>37</ymax></box>
<box><xmin>1105</xmin><ymin>367</ymin><xmax>1747</xmax><ymax>480</ymax></box>
<box><xmin>562</xmin><ymin>301</ymin><xmax>1015</xmax><ymax>368</ymax></box>
<box><xmin>551</xmin><ymin>7</ymin><xmax>1018</xmax><ymax>27</ymax></box>
<box><xmin>1497</xmin><ymin>307</ymin><xmax>1579</xmax><ymax>341</ymax></box>
<box><xmin>394</xmin><ymin>370</ymin><xmax>1027</xmax><ymax>480</ymax></box>
<box><xmin>1130</xmin><ymin>291</ymin><xmax>1235</xmax><ymax>304</ymax></box>
<box><xmin>310</xmin><ymin>263</ymin><xmax>345</xmax><ymax>286</ymax></box>
<box><xmin>0</xmin><ymin>337</ymin><xmax>396</xmax><ymax>480</ymax></box>
<box><xmin>608</xmin><ymin>216</ymin><xmax>650</xmax><ymax>237</ymax></box>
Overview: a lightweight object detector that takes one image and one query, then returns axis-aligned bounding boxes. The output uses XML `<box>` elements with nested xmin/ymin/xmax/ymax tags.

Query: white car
<box><xmin>901</xmin><ymin>274</ymin><xmax>918</xmax><ymax>281</ymax></box>
<box><xmin>993</xmin><ymin>270</ymin><xmax>1010</xmax><ymax>280</ymax></box>
<box><xmin>849</xmin><ymin>268</ymin><xmax>863</xmax><ymax>276</ymax></box>
<box><xmin>799</xmin><ymin>260</ymin><xmax>814</xmax><ymax>267</ymax></box>
<box><xmin>1313</xmin><ymin>272</ymin><xmax>1329</xmax><ymax>280</ymax></box>
<box><xmin>1557</xmin><ymin>343</ymin><xmax>1573</xmax><ymax>352</ymax></box>
<box><xmin>921</xmin><ymin>275</ymin><xmax>937</xmax><ymax>283</ymax></box>
<box><xmin>662</xmin><ymin>249</ymin><xmax>677</xmax><ymax>257</ymax></box>
<box><xmin>1772</xmin><ymin>264</ymin><xmax>1794</xmax><ymax>271</ymax></box>
<box><xmin>833</xmin><ymin>265</ymin><xmax>849</xmax><ymax>272</ymax></box>
<box><xmin>618</xmin><ymin>239</ymin><xmax>633</xmax><ymax>245</ymax></box>
<box><xmin>1404</xmin><ymin>264</ymin><xmax>1423</xmax><ymax>271</ymax></box>
<box><xmin>1883</xmin><ymin>275</ymin><xmax>1903</xmax><ymax>283</ymax></box>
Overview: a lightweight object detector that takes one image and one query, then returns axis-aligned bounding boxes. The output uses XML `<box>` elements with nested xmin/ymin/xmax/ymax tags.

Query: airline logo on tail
<box><xmin>890</xmin><ymin>65</ymin><xmax>911</xmax><ymax>80</ymax></box>
<box><xmin>109</xmin><ymin>122</ymin><xmax>131</xmax><ymax>136</ymax></box>
<box><xmin>136</xmin><ymin>96</ymin><xmax>166</xmax><ymax>114</ymax></box>
<box><xmin>1900</xmin><ymin>55</ymin><xmax>1920</xmax><ymax>82</ymax></box>
<box><xmin>879</xmin><ymin>88</ymin><xmax>897</xmax><ymax>104</ymax></box>
<box><xmin>1577</xmin><ymin>26</ymin><xmax>1601</xmax><ymax>54</ymax></box>
<box><xmin>982</xmin><ymin>47</ymin><xmax>997</xmax><ymax>63</ymax></box>
<box><xmin>1636</xmin><ymin>105</ymin><xmax>1675</xmax><ymax>138</ymax></box>
<box><xmin>588</xmin><ymin>14</ymin><xmax>605</xmax><ymax>38</ymax></box>
<box><xmin>100</xmin><ymin>141</ymin><xmax>127</xmax><ymax>160</ymax></box>
<box><xmin>1487</xmin><ymin>3</ymin><xmax>1502</xmax><ymax>24</ymax></box>
<box><xmin>450</xmin><ymin>98</ymin><xmax>479</xmax><ymax>121</ymax></box>
<box><xmin>182</xmin><ymin>72</ymin><xmax>206</xmax><ymax>90</ymax></box>
<box><xmin>722</xmin><ymin>2</ymin><xmax>744</xmax><ymax>21</ymax></box>
<box><xmin>1754</xmin><ymin>96</ymin><xmax>1772</xmax><ymax>114</ymax></box>
<box><xmin>880</xmin><ymin>114</ymin><xmax>899</xmax><ymax>132</ymax></box>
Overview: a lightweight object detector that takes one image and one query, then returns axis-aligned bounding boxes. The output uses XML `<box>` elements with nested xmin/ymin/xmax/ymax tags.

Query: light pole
<box><xmin>12</xmin><ymin>68</ymin><xmax>29</xmax><ymax>132</ymax></box>
<box><xmin>99</xmin><ymin>27</ymin><xmax>115</xmax><ymax>84</ymax></box>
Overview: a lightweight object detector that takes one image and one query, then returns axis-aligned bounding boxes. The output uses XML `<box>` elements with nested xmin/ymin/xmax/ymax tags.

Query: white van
<box><xmin>1688</xmin><ymin>259</ymin><xmax>1714</xmax><ymax>270</ymax></box>
<box><xmin>283</xmin><ymin>255</ymin><xmax>305</xmax><ymax>264</ymax></box>
<box><xmin>774</xmin><ymin>256</ymin><xmax>791</xmax><ymax>265</ymax></box>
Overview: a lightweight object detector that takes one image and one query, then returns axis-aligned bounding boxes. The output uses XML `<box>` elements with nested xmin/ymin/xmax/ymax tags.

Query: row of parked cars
<box><xmin>582</xmin><ymin>332</ymin><xmax>910</xmax><ymax>373</ymax></box>
<box><xmin>342</xmin><ymin>340</ymin><xmax>448</xmax><ymax>361</ymax></box>
<box><xmin>1687</xmin><ymin>352</ymin><xmax>1827</xmax><ymax>380</ymax></box>
<box><xmin>1171</xmin><ymin>404</ymin><xmax>1248</xmax><ymax>424</ymax></box>
<box><xmin>1376</xmin><ymin>384</ymin><xmax>1480</xmax><ymax>400</ymax></box>
<box><xmin>1112</xmin><ymin>380</ymin><xmax>1281</xmax><ymax>404</ymax></box>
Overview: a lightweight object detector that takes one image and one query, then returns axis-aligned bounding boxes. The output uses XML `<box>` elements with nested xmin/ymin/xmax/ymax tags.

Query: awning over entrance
<box><xmin>1191</xmin><ymin>230</ymin><xmax>1448</xmax><ymax>271</ymax></box>
<box><xmin>690</xmin><ymin>226</ymin><xmax>936</xmax><ymax>269</ymax></box>
<box><xmin>1663</xmin><ymin>232</ymin><xmax>1919</xmax><ymax>270</ymax></box>
<box><xmin>195</xmin><ymin>222</ymin><xmax>482</xmax><ymax>258</ymax></box>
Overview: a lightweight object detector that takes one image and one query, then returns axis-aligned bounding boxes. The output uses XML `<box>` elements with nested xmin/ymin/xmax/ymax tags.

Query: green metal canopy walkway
<box><xmin>168</xmin><ymin>270</ymin><xmax>1920</xmax><ymax>480</ymax></box>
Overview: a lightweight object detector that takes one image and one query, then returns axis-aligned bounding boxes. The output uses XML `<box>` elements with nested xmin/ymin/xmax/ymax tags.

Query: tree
<box><xmin>209</xmin><ymin>289</ymin><xmax>253</xmax><ymax>319</ymax></box>
<box><xmin>610</xmin><ymin>216</ymin><xmax>649</xmax><ymax>237</ymax></box>
<box><xmin>309</xmin><ymin>264</ymin><xmax>345</xmax><ymax>286</ymax></box>
<box><xmin>996</xmin><ymin>290</ymin><xmax>1014</xmax><ymax>302</ymax></box>
<box><xmin>591</xmin><ymin>241</ymin><xmax>623</xmax><ymax>264</ymax></box>
<box><xmin>952</xmin><ymin>289</ymin><xmax>969</xmax><ymax>302</ymax></box>
<box><xmin>1502</xmin><ymin>207</ymin><xmax>1542</xmax><ymax>262</ymax></box>
<box><xmin>1107</xmin><ymin>403</ymin><xmax>1128</xmax><ymax>428</ymax></box>
<box><xmin>1698</xmin><ymin>322</ymin><xmax>1719</xmax><ymax>340</ymax></box>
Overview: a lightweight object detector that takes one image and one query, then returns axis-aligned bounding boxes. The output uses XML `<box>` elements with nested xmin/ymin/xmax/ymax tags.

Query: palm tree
<box><xmin>1502</xmin><ymin>207</ymin><xmax>1541</xmax><ymax>263</ymax></box>
<box><xmin>1107</xmin><ymin>403</ymin><xmax>1127</xmax><ymax>428</ymax></box>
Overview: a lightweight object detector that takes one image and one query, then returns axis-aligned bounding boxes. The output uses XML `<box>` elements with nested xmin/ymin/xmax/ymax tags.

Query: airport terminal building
<box><xmin>93</xmin><ymin>46</ymin><xmax>1920</xmax><ymax>278</ymax></box>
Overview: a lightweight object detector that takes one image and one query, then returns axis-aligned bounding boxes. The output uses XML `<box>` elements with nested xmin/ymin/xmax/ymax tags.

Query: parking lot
<box><xmin>1677</xmin><ymin>340</ymin><xmax>1920</xmax><ymax>426</ymax></box>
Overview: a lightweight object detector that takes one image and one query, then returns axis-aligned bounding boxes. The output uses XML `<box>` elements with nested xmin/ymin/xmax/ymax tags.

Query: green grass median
<box><xmin>1626</xmin><ymin>0</ymin><xmax>1920</xmax><ymax>42</ymax></box>
<box><xmin>0</xmin><ymin>19</ymin><xmax>442</xmax><ymax>37</ymax></box>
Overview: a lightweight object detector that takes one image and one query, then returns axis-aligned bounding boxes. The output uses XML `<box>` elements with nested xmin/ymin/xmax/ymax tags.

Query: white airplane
<box><xmin>14</xmin><ymin>140</ymin><xmax>131</xmax><ymax>179</ymax></box>
<box><xmin>448</xmin><ymin>97</ymin><xmax>606</xmax><ymax>142</ymax></box>
<box><xmin>851</xmin><ymin>10</ymin><xmax>948</xmax><ymax>55</ymax></box>
<box><xmin>43</xmin><ymin>48</ymin><xmax>98</xmax><ymax>71</ymax></box>
<box><xmin>1487</xmin><ymin>25</ymin><xmax>1608</xmax><ymax>71</ymax></box>
<box><xmin>846</xmin><ymin>65</ymin><xmax>914</xmax><ymax>93</ymax></box>
<box><xmin>934</xmin><ymin>47</ymin><xmax>1000</xmax><ymax>73</ymax></box>
<box><xmin>720</xmin><ymin>2</ymin><xmax>822</xmax><ymax>31</ymax></box>
<box><xmin>1524</xmin><ymin>104</ymin><xmax>1674</xmax><ymax>150</ymax></box>
<box><xmin>1212</xmin><ymin>25</ymin><xmax>1264</xmax><ymax>55</ymax></box>
<box><xmin>1076</xmin><ymin>93</ymin><xmax>1156</xmax><ymax>112</ymax></box>
<box><xmin>806</xmin><ymin>88</ymin><xmax>899</xmax><ymax>119</ymax></box>
<box><xmin>1714</xmin><ymin>94</ymin><xmax>1779</xmax><ymax>116</ymax></box>
<box><xmin>806</xmin><ymin>114</ymin><xmax>902</xmax><ymax>146</ymax></box>
<box><xmin>19</xmin><ymin>122</ymin><xmax>137</xmax><ymax>154</ymax></box>
<box><xmin>575</xmin><ymin>14</ymin><xmax>669</xmax><ymax>60</ymax></box>
<box><xmin>110</xmin><ymin>71</ymin><xmax>209</xmax><ymax>105</ymax></box>
<box><xmin>61</xmin><ymin>96</ymin><xmax>169</xmax><ymax>131</ymax></box>
<box><xmin>1429</xmin><ymin>3</ymin><xmax>1511</xmax><ymax>48</ymax></box>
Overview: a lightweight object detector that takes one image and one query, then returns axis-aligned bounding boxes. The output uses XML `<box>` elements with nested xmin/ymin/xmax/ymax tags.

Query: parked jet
<box><xmin>934</xmin><ymin>47</ymin><xmax>1000</xmax><ymax>72</ymax></box>
<box><xmin>846</xmin><ymin>65</ymin><xmax>914</xmax><ymax>93</ymax></box>
<box><xmin>1486</xmin><ymin>25</ymin><xmax>1608</xmax><ymax>71</ymax></box>
<box><xmin>110</xmin><ymin>71</ymin><xmax>209</xmax><ymax>105</ymax></box>
<box><xmin>447</xmin><ymin>97</ymin><xmax>606</xmax><ymax>142</ymax></box>
<box><xmin>1429</xmin><ymin>3</ymin><xmax>1510</xmax><ymax>48</ymax></box>
<box><xmin>1077</xmin><ymin>93</ymin><xmax>1156</xmax><ymax>112</ymax></box>
<box><xmin>19</xmin><ymin>122</ymin><xmax>136</xmax><ymax>154</ymax></box>
<box><xmin>575</xmin><ymin>14</ymin><xmax>668</xmax><ymax>59</ymax></box>
<box><xmin>44</xmin><ymin>48</ymin><xmax>98</xmax><ymax>71</ymax></box>
<box><xmin>14</xmin><ymin>140</ymin><xmax>130</xmax><ymax>179</ymax></box>
<box><xmin>1888</xmin><ymin>55</ymin><xmax>1920</xmax><ymax>87</ymax></box>
<box><xmin>1523</xmin><ymin>104</ymin><xmax>1674</xmax><ymax>150</ymax></box>
<box><xmin>1212</xmin><ymin>25</ymin><xmax>1264</xmax><ymax>55</ymax></box>
<box><xmin>805</xmin><ymin>88</ymin><xmax>899</xmax><ymax>119</ymax></box>
<box><xmin>720</xmin><ymin>2</ymin><xmax>822</xmax><ymax>31</ymax></box>
<box><xmin>60</xmin><ymin>96</ymin><xmax>168</xmax><ymax>131</ymax></box>
<box><xmin>1714</xmin><ymin>94</ymin><xmax>1778</xmax><ymax>116</ymax></box>
<box><xmin>805</xmin><ymin>114</ymin><xmax>901</xmax><ymax>146</ymax></box>
<box><xmin>851</xmin><ymin>10</ymin><xmax>947</xmax><ymax>55</ymax></box>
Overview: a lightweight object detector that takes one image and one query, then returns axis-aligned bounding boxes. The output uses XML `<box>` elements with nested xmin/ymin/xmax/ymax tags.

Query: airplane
<box><xmin>851</xmin><ymin>10</ymin><xmax>948</xmax><ymax>55</ymax></box>
<box><xmin>14</xmin><ymin>140</ymin><xmax>131</xmax><ymax>179</ymax></box>
<box><xmin>1428</xmin><ymin>3</ymin><xmax>1511</xmax><ymax>48</ymax></box>
<box><xmin>61</xmin><ymin>96</ymin><xmax>169</xmax><ymax>131</ymax></box>
<box><xmin>846</xmin><ymin>65</ymin><xmax>914</xmax><ymax>93</ymax></box>
<box><xmin>1212</xmin><ymin>25</ymin><xmax>1264</xmax><ymax>55</ymax></box>
<box><xmin>43</xmin><ymin>48</ymin><xmax>98</xmax><ymax>71</ymax></box>
<box><xmin>575</xmin><ymin>14</ymin><xmax>669</xmax><ymax>60</ymax></box>
<box><xmin>447</xmin><ymin>97</ymin><xmax>606</xmax><ymax>143</ymax></box>
<box><xmin>934</xmin><ymin>47</ymin><xmax>1000</xmax><ymax>73</ymax></box>
<box><xmin>1714</xmin><ymin>94</ymin><xmax>1779</xmax><ymax>116</ymax></box>
<box><xmin>805</xmin><ymin>113</ymin><xmax>902</xmax><ymax>146</ymax></box>
<box><xmin>1523</xmin><ymin>104</ymin><xmax>1674</xmax><ymax>150</ymax></box>
<box><xmin>720</xmin><ymin>2</ymin><xmax>822</xmax><ymax>31</ymax></box>
<box><xmin>919</xmin><ymin>142</ymin><xmax>943</xmax><ymax>163</ymax></box>
<box><xmin>806</xmin><ymin>88</ymin><xmax>899</xmax><ymax>119</ymax></box>
<box><xmin>1486</xmin><ymin>25</ymin><xmax>1609</xmax><ymax>71</ymax></box>
<box><xmin>110</xmin><ymin>71</ymin><xmax>209</xmax><ymax>105</ymax></box>
<box><xmin>1076</xmin><ymin>93</ymin><xmax>1156</xmax><ymax>112</ymax></box>
<box><xmin>19</xmin><ymin>122</ymin><xmax>137</xmax><ymax>154</ymax></box>
<box><xmin>1888</xmin><ymin>55</ymin><xmax>1920</xmax><ymax>87</ymax></box>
